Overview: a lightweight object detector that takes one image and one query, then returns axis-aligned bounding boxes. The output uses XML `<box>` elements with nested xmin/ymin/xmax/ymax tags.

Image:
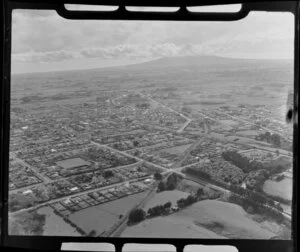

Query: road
<box><xmin>13</xmin><ymin>154</ymin><xmax>52</xmax><ymax>183</ymax></box>
<box><xmin>172</xmin><ymin>138</ymin><xmax>202</xmax><ymax>169</ymax></box>
<box><xmin>9</xmin><ymin>175</ymin><xmax>152</xmax><ymax>217</ymax></box>
<box><xmin>203</xmin><ymin>109</ymin><xmax>292</xmax><ymax>142</ymax></box>
<box><xmin>91</xmin><ymin>140</ymin><xmax>169</xmax><ymax>172</ymax></box>
<box><xmin>177</xmin><ymin>118</ymin><xmax>192</xmax><ymax>133</ymax></box>
<box><xmin>137</xmin><ymin>92</ymin><xmax>192</xmax><ymax>133</ymax></box>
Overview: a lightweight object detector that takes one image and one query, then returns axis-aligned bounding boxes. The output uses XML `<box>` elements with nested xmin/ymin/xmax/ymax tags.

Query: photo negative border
<box><xmin>1</xmin><ymin>1</ymin><xmax>298</xmax><ymax>251</ymax></box>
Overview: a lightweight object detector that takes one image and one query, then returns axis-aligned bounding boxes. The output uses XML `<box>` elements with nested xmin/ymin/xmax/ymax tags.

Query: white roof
<box><xmin>23</xmin><ymin>189</ymin><xmax>32</xmax><ymax>194</ymax></box>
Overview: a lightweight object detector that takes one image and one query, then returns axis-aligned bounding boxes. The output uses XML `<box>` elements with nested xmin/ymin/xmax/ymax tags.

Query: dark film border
<box><xmin>0</xmin><ymin>1</ymin><xmax>298</xmax><ymax>252</ymax></box>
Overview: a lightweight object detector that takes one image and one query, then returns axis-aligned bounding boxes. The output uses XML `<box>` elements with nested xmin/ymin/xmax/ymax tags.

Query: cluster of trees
<box><xmin>222</xmin><ymin>151</ymin><xmax>263</xmax><ymax>173</ymax></box>
<box><xmin>157</xmin><ymin>173</ymin><xmax>183</xmax><ymax>192</ymax></box>
<box><xmin>184</xmin><ymin>167</ymin><xmax>212</xmax><ymax>180</ymax></box>
<box><xmin>147</xmin><ymin>201</ymin><xmax>172</xmax><ymax>217</ymax></box>
<box><xmin>127</xmin><ymin>208</ymin><xmax>146</xmax><ymax>224</ymax></box>
<box><xmin>228</xmin><ymin>193</ymin><xmax>285</xmax><ymax>224</ymax></box>
<box><xmin>9</xmin><ymin>194</ymin><xmax>37</xmax><ymax>212</ymax></box>
<box><xmin>103</xmin><ymin>170</ymin><xmax>114</xmax><ymax>179</ymax></box>
<box><xmin>227</xmin><ymin>184</ymin><xmax>283</xmax><ymax>212</ymax></box>
<box><xmin>275</xmin><ymin>174</ymin><xmax>285</xmax><ymax>182</ymax></box>
<box><xmin>135</xmin><ymin>103</ymin><xmax>150</xmax><ymax>110</ymax></box>
<box><xmin>255</xmin><ymin>132</ymin><xmax>281</xmax><ymax>148</ymax></box>
<box><xmin>154</xmin><ymin>172</ymin><xmax>163</xmax><ymax>180</ymax></box>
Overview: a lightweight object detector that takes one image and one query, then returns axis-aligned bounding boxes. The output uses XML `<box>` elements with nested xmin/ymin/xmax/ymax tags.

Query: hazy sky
<box><xmin>11</xmin><ymin>6</ymin><xmax>294</xmax><ymax>74</ymax></box>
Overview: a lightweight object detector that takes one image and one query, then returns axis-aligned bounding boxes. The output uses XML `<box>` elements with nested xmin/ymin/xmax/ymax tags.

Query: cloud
<box><xmin>12</xmin><ymin>43</ymin><xmax>207</xmax><ymax>63</ymax></box>
<box><xmin>12</xmin><ymin>50</ymin><xmax>79</xmax><ymax>62</ymax></box>
<box><xmin>11</xmin><ymin>9</ymin><xmax>294</xmax><ymax>66</ymax></box>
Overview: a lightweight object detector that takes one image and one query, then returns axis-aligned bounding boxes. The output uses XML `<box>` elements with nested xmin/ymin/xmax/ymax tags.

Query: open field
<box><xmin>9</xmin><ymin>210</ymin><xmax>45</xmax><ymax>235</ymax></box>
<box><xmin>263</xmin><ymin>178</ymin><xmax>293</xmax><ymax>201</ymax></box>
<box><xmin>122</xmin><ymin>216</ymin><xmax>225</xmax><ymax>238</ymax></box>
<box><xmin>37</xmin><ymin>206</ymin><xmax>81</xmax><ymax>236</ymax></box>
<box><xmin>264</xmin><ymin>156</ymin><xmax>292</xmax><ymax>169</ymax></box>
<box><xmin>122</xmin><ymin>200</ymin><xmax>284</xmax><ymax>239</ymax></box>
<box><xmin>160</xmin><ymin>144</ymin><xmax>193</xmax><ymax>155</ymax></box>
<box><xmin>143</xmin><ymin>190</ymin><xmax>189</xmax><ymax>211</ymax></box>
<box><xmin>68</xmin><ymin>191</ymin><xmax>149</xmax><ymax>235</ymax></box>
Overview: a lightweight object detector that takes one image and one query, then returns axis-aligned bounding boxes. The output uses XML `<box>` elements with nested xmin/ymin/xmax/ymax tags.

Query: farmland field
<box><xmin>122</xmin><ymin>200</ymin><xmax>286</xmax><ymax>239</ymax></box>
<box><xmin>37</xmin><ymin>206</ymin><xmax>81</xmax><ymax>236</ymax></box>
<box><xmin>160</xmin><ymin>144</ymin><xmax>193</xmax><ymax>155</ymax></box>
<box><xmin>68</xmin><ymin>191</ymin><xmax>149</xmax><ymax>235</ymax></box>
<box><xmin>143</xmin><ymin>190</ymin><xmax>190</xmax><ymax>212</ymax></box>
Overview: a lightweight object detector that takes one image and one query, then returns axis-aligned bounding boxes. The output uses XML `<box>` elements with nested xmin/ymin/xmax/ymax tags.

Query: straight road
<box><xmin>137</xmin><ymin>92</ymin><xmax>192</xmax><ymax>133</ymax></box>
<box><xmin>9</xmin><ymin>175</ymin><xmax>152</xmax><ymax>217</ymax></box>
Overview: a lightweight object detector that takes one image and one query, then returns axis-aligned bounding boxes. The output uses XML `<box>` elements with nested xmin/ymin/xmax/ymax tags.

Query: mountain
<box><xmin>116</xmin><ymin>55</ymin><xmax>292</xmax><ymax>72</ymax></box>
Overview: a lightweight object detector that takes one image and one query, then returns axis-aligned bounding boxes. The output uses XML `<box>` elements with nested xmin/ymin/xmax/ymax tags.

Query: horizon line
<box><xmin>11</xmin><ymin>54</ymin><xmax>293</xmax><ymax>76</ymax></box>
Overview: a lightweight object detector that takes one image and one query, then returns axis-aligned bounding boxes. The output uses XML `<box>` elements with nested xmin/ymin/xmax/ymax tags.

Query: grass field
<box><xmin>68</xmin><ymin>191</ymin><xmax>149</xmax><ymax>235</ymax></box>
<box><xmin>37</xmin><ymin>206</ymin><xmax>81</xmax><ymax>236</ymax></box>
<box><xmin>264</xmin><ymin>156</ymin><xmax>292</xmax><ymax>169</ymax></box>
<box><xmin>160</xmin><ymin>144</ymin><xmax>193</xmax><ymax>155</ymax></box>
<box><xmin>122</xmin><ymin>200</ymin><xmax>283</xmax><ymax>239</ymax></box>
<box><xmin>143</xmin><ymin>190</ymin><xmax>190</xmax><ymax>212</ymax></box>
<box><xmin>263</xmin><ymin>177</ymin><xmax>292</xmax><ymax>201</ymax></box>
<box><xmin>121</xmin><ymin>215</ymin><xmax>225</xmax><ymax>238</ymax></box>
<box><xmin>9</xmin><ymin>210</ymin><xmax>45</xmax><ymax>235</ymax></box>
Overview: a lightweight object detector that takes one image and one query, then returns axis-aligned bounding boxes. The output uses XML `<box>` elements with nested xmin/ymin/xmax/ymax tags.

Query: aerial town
<box><xmin>9</xmin><ymin>56</ymin><xmax>293</xmax><ymax>239</ymax></box>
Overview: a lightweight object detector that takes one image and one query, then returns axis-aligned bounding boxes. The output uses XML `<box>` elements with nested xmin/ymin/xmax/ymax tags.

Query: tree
<box><xmin>128</xmin><ymin>208</ymin><xmax>146</xmax><ymax>224</ymax></box>
<box><xmin>103</xmin><ymin>170</ymin><xmax>114</xmax><ymax>178</ymax></box>
<box><xmin>154</xmin><ymin>172</ymin><xmax>163</xmax><ymax>180</ymax></box>
<box><xmin>196</xmin><ymin>188</ymin><xmax>204</xmax><ymax>197</ymax></box>
<box><xmin>185</xmin><ymin>195</ymin><xmax>197</xmax><ymax>205</ymax></box>
<box><xmin>166</xmin><ymin>173</ymin><xmax>182</xmax><ymax>190</ymax></box>
<box><xmin>158</xmin><ymin>181</ymin><xmax>166</xmax><ymax>192</ymax></box>
<box><xmin>133</xmin><ymin>140</ymin><xmax>139</xmax><ymax>147</ymax></box>
<box><xmin>177</xmin><ymin>198</ymin><xmax>186</xmax><ymax>208</ymax></box>
<box><xmin>164</xmin><ymin>201</ymin><xmax>172</xmax><ymax>209</ymax></box>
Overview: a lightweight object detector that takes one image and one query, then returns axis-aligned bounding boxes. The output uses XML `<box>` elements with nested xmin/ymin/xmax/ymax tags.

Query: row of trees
<box><xmin>228</xmin><ymin>193</ymin><xmax>286</xmax><ymax>224</ymax></box>
<box><xmin>177</xmin><ymin>195</ymin><xmax>197</xmax><ymax>208</ymax></box>
<box><xmin>147</xmin><ymin>201</ymin><xmax>172</xmax><ymax>217</ymax></box>
<box><xmin>184</xmin><ymin>167</ymin><xmax>212</xmax><ymax>180</ymax></box>
<box><xmin>53</xmin><ymin>209</ymin><xmax>86</xmax><ymax>236</ymax></box>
